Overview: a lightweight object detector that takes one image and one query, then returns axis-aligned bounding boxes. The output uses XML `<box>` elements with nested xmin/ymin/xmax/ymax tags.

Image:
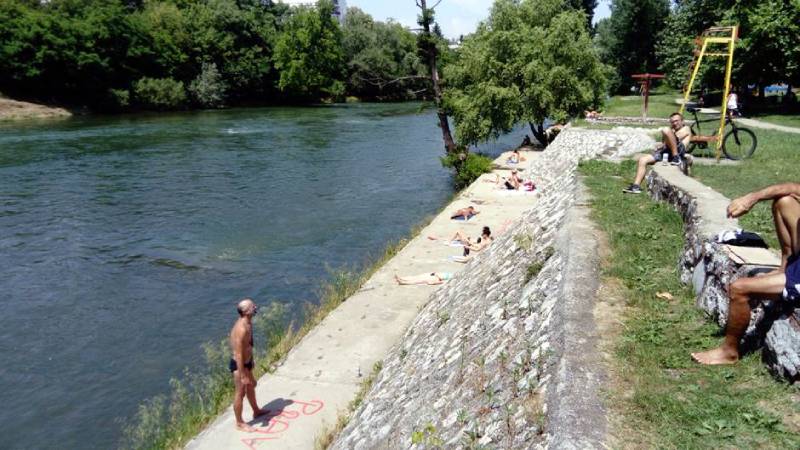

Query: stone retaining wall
<box><xmin>646</xmin><ymin>168</ymin><xmax>800</xmax><ymax>381</ymax></box>
<box><xmin>331</xmin><ymin>128</ymin><xmax>655</xmax><ymax>449</ymax></box>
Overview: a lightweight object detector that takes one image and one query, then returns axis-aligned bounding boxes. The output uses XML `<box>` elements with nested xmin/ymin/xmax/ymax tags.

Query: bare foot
<box><xmin>691</xmin><ymin>347</ymin><xmax>738</xmax><ymax>365</ymax></box>
<box><xmin>235</xmin><ymin>422</ymin><xmax>256</xmax><ymax>432</ymax></box>
<box><xmin>427</xmin><ymin>235</ymin><xmax>438</xmax><ymax>240</ymax></box>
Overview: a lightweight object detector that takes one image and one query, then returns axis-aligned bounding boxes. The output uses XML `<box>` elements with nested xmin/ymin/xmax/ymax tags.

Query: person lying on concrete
<box><xmin>230</xmin><ymin>298</ymin><xmax>268</xmax><ymax>431</ymax></box>
<box><xmin>452</xmin><ymin>226</ymin><xmax>493</xmax><ymax>263</ymax></box>
<box><xmin>451</xmin><ymin>206</ymin><xmax>479</xmax><ymax>220</ymax></box>
<box><xmin>428</xmin><ymin>226</ymin><xmax>489</xmax><ymax>245</ymax></box>
<box><xmin>395</xmin><ymin>272</ymin><xmax>453</xmax><ymax>285</ymax></box>
<box><xmin>623</xmin><ymin>112</ymin><xmax>692</xmax><ymax>194</ymax></box>
<box><xmin>691</xmin><ymin>183</ymin><xmax>800</xmax><ymax>365</ymax></box>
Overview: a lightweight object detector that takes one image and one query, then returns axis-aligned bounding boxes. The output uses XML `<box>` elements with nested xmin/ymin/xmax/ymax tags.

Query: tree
<box><xmin>595</xmin><ymin>0</ymin><xmax>669</xmax><ymax>93</ymax></box>
<box><xmin>273</xmin><ymin>0</ymin><xmax>345</xmax><ymax>100</ymax></box>
<box><xmin>657</xmin><ymin>0</ymin><xmax>800</xmax><ymax>99</ymax></box>
<box><xmin>416</xmin><ymin>0</ymin><xmax>457</xmax><ymax>155</ymax></box>
<box><xmin>444</xmin><ymin>0</ymin><xmax>608</xmax><ymax>146</ymax></box>
<box><xmin>566</xmin><ymin>0</ymin><xmax>598</xmax><ymax>29</ymax></box>
<box><xmin>189</xmin><ymin>62</ymin><xmax>227</xmax><ymax>107</ymax></box>
<box><xmin>342</xmin><ymin>7</ymin><xmax>426</xmax><ymax>100</ymax></box>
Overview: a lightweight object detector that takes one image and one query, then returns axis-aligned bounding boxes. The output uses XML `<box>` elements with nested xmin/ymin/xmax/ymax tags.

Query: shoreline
<box><xmin>185</xmin><ymin>148</ymin><xmax>542</xmax><ymax>449</ymax></box>
<box><xmin>0</xmin><ymin>97</ymin><xmax>72</xmax><ymax>121</ymax></box>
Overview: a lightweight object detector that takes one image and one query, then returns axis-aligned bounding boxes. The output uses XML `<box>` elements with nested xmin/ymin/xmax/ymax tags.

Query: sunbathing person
<box><xmin>395</xmin><ymin>272</ymin><xmax>453</xmax><ymax>285</ymax></box>
<box><xmin>623</xmin><ymin>112</ymin><xmax>691</xmax><ymax>194</ymax></box>
<box><xmin>452</xmin><ymin>227</ymin><xmax>493</xmax><ymax>263</ymax></box>
<box><xmin>507</xmin><ymin>149</ymin><xmax>527</xmax><ymax>164</ymax></box>
<box><xmin>451</xmin><ymin>206</ymin><xmax>479</xmax><ymax>220</ymax></box>
<box><xmin>691</xmin><ymin>182</ymin><xmax>800</xmax><ymax>365</ymax></box>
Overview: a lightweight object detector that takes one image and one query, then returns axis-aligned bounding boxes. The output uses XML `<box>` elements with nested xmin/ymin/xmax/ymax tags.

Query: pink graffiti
<box><xmin>240</xmin><ymin>399</ymin><xmax>325</xmax><ymax>449</ymax></box>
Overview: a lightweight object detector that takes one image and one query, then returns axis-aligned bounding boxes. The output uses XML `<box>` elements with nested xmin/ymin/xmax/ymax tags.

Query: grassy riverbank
<box><xmin>119</xmin><ymin>217</ymin><xmax>432</xmax><ymax>450</ymax></box>
<box><xmin>691</xmin><ymin>129</ymin><xmax>800</xmax><ymax>249</ymax></box>
<box><xmin>580</xmin><ymin>160</ymin><xmax>800</xmax><ymax>448</ymax></box>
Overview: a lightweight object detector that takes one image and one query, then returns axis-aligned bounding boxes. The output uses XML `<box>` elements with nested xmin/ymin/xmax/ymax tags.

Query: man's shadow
<box><xmin>250</xmin><ymin>398</ymin><xmax>295</xmax><ymax>427</ymax></box>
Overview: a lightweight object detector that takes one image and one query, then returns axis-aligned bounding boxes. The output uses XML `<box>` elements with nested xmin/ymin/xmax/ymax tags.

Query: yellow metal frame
<box><xmin>679</xmin><ymin>26</ymin><xmax>738</xmax><ymax>159</ymax></box>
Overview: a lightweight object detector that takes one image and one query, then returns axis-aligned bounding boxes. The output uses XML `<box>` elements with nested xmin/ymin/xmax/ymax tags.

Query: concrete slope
<box><xmin>186</xmin><ymin>151</ymin><xmax>543</xmax><ymax>450</ymax></box>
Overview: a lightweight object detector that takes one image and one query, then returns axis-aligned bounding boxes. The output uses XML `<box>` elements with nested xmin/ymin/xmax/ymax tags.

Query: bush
<box><xmin>189</xmin><ymin>63</ymin><xmax>227</xmax><ymax>108</ymax></box>
<box><xmin>440</xmin><ymin>151</ymin><xmax>494</xmax><ymax>189</ymax></box>
<box><xmin>133</xmin><ymin>77</ymin><xmax>186</xmax><ymax>110</ymax></box>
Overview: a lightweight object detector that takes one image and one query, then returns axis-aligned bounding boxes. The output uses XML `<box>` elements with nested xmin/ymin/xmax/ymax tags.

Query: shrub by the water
<box><xmin>133</xmin><ymin>77</ymin><xmax>187</xmax><ymax>110</ymax></box>
<box><xmin>189</xmin><ymin>63</ymin><xmax>227</xmax><ymax>108</ymax></box>
<box><xmin>441</xmin><ymin>152</ymin><xmax>493</xmax><ymax>189</ymax></box>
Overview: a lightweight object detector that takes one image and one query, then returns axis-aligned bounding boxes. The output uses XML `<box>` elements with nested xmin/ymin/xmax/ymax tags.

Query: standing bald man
<box><xmin>229</xmin><ymin>298</ymin><xmax>266</xmax><ymax>431</ymax></box>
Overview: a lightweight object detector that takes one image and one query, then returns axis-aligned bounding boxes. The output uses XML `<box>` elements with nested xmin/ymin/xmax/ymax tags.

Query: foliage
<box><xmin>273</xmin><ymin>0</ymin><xmax>345</xmax><ymax>100</ymax></box>
<box><xmin>444</xmin><ymin>0</ymin><xmax>607</xmax><ymax>146</ymax></box>
<box><xmin>594</xmin><ymin>0</ymin><xmax>670</xmax><ymax>93</ymax></box>
<box><xmin>565</xmin><ymin>0</ymin><xmax>598</xmax><ymax>28</ymax></box>
<box><xmin>342</xmin><ymin>7</ymin><xmax>426</xmax><ymax>100</ymax></box>
<box><xmin>580</xmin><ymin>159</ymin><xmax>800</xmax><ymax>449</ymax></box>
<box><xmin>440</xmin><ymin>152</ymin><xmax>493</xmax><ymax>189</ymax></box>
<box><xmin>189</xmin><ymin>62</ymin><xmax>227</xmax><ymax>108</ymax></box>
<box><xmin>133</xmin><ymin>77</ymin><xmax>186</xmax><ymax>110</ymax></box>
<box><xmin>657</xmin><ymin>0</ymin><xmax>800</xmax><ymax>96</ymax></box>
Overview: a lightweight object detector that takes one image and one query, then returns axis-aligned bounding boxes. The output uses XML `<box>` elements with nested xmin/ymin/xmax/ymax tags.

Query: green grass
<box><xmin>691</xmin><ymin>129</ymin><xmax>800</xmax><ymax>249</ymax></box>
<box><xmin>600</xmin><ymin>88</ymin><xmax>684</xmax><ymax>119</ymax></box>
<box><xmin>749</xmin><ymin>113</ymin><xmax>800</xmax><ymax>129</ymax></box>
<box><xmin>580</xmin><ymin>160</ymin><xmax>800</xmax><ymax>449</ymax></box>
<box><xmin>118</xmin><ymin>217</ymin><xmax>434</xmax><ymax>450</ymax></box>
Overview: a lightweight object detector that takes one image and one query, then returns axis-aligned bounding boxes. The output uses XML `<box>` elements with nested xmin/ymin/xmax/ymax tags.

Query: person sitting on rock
<box><xmin>691</xmin><ymin>182</ymin><xmax>800</xmax><ymax>365</ymax></box>
<box><xmin>623</xmin><ymin>112</ymin><xmax>692</xmax><ymax>194</ymax></box>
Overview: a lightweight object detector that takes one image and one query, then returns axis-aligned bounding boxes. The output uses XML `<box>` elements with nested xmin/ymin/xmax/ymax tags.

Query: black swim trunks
<box><xmin>652</xmin><ymin>141</ymin><xmax>686</xmax><ymax>161</ymax></box>
<box><xmin>229</xmin><ymin>358</ymin><xmax>254</xmax><ymax>373</ymax></box>
<box><xmin>784</xmin><ymin>254</ymin><xmax>800</xmax><ymax>302</ymax></box>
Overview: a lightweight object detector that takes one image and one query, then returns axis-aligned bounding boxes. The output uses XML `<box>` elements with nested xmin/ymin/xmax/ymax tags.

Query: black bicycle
<box><xmin>685</xmin><ymin>105</ymin><xmax>757</xmax><ymax>160</ymax></box>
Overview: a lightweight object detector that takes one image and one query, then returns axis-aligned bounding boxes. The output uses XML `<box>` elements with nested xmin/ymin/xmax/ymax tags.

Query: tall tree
<box><xmin>273</xmin><ymin>0</ymin><xmax>345</xmax><ymax>100</ymax></box>
<box><xmin>597</xmin><ymin>0</ymin><xmax>669</xmax><ymax>93</ymax></box>
<box><xmin>416</xmin><ymin>0</ymin><xmax>457</xmax><ymax>155</ymax></box>
<box><xmin>566</xmin><ymin>0</ymin><xmax>598</xmax><ymax>29</ymax></box>
<box><xmin>445</xmin><ymin>0</ymin><xmax>607</xmax><ymax>146</ymax></box>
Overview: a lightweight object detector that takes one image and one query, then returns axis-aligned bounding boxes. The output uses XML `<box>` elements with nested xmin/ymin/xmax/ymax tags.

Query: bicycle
<box><xmin>685</xmin><ymin>104</ymin><xmax>757</xmax><ymax>160</ymax></box>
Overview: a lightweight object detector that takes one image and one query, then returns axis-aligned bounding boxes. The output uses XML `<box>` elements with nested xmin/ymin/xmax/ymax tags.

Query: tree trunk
<box><xmin>418</xmin><ymin>0</ymin><xmax>457</xmax><ymax>155</ymax></box>
<box><xmin>529</xmin><ymin>122</ymin><xmax>547</xmax><ymax>147</ymax></box>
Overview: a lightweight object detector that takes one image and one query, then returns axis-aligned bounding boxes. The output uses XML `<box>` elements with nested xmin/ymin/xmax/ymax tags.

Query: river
<box><xmin>0</xmin><ymin>103</ymin><xmax>527</xmax><ymax>449</ymax></box>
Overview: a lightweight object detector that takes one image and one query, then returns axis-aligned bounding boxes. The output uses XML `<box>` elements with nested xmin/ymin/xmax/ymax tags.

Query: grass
<box><xmin>600</xmin><ymin>87</ymin><xmax>684</xmax><ymax>119</ymax></box>
<box><xmin>119</xmin><ymin>217</ymin><xmax>434</xmax><ymax>450</ymax></box>
<box><xmin>748</xmin><ymin>113</ymin><xmax>800</xmax><ymax>129</ymax></box>
<box><xmin>691</xmin><ymin>129</ymin><xmax>800</xmax><ymax>249</ymax></box>
<box><xmin>580</xmin><ymin>159</ymin><xmax>800</xmax><ymax>449</ymax></box>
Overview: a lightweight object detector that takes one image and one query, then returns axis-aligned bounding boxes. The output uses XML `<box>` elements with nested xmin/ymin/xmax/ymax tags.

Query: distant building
<box><xmin>277</xmin><ymin>0</ymin><xmax>347</xmax><ymax>23</ymax></box>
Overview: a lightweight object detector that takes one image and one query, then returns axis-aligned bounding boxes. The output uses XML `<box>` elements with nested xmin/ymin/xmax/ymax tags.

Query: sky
<box><xmin>347</xmin><ymin>0</ymin><xmax>612</xmax><ymax>39</ymax></box>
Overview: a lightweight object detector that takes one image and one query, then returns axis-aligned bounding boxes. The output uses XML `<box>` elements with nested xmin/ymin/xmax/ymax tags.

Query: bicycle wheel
<box><xmin>722</xmin><ymin>127</ymin><xmax>757</xmax><ymax>160</ymax></box>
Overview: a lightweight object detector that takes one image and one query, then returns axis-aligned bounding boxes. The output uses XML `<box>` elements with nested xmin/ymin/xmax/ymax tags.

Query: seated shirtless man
<box><xmin>623</xmin><ymin>112</ymin><xmax>691</xmax><ymax>194</ymax></box>
<box><xmin>692</xmin><ymin>183</ymin><xmax>800</xmax><ymax>365</ymax></box>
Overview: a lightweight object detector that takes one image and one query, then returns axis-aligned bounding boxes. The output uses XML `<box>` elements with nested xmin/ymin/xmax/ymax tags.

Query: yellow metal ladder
<box><xmin>679</xmin><ymin>26</ymin><xmax>738</xmax><ymax>160</ymax></box>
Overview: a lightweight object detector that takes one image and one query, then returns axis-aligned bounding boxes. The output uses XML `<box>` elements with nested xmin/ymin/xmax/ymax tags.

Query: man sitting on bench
<box><xmin>623</xmin><ymin>112</ymin><xmax>692</xmax><ymax>194</ymax></box>
<box><xmin>692</xmin><ymin>183</ymin><xmax>800</xmax><ymax>364</ymax></box>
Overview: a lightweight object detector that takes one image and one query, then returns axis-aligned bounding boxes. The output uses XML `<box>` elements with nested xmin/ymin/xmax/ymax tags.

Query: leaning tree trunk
<box><xmin>529</xmin><ymin>122</ymin><xmax>547</xmax><ymax>147</ymax></box>
<box><xmin>417</xmin><ymin>0</ymin><xmax>457</xmax><ymax>156</ymax></box>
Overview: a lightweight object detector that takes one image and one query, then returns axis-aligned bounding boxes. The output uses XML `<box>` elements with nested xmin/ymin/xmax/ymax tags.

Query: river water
<box><xmin>0</xmin><ymin>103</ymin><xmax>526</xmax><ymax>449</ymax></box>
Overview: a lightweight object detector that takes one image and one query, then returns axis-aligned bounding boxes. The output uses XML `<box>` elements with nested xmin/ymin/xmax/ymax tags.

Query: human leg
<box><xmin>691</xmin><ymin>272</ymin><xmax>785</xmax><ymax>364</ymax></box>
<box><xmin>232</xmin><ymin>372</ymin><xmax>255</xmax><ymax>431</ymax></box>
<box><xmin>395</xmin><ymin>273</ymin><xmax>436</xmax><ymax>285</ymax></box>
<box><xmin>772</xmin><ymin>195</ymin><xmax>800</xmax><ymax>269</ymax></box>
<box><xmin>661</xmin><ymin>128</ymin><xmax>678</xmax><ymax>157</ymax></box>
<box><xmin>245</xmin><ymin>383</ymin><xmax>267</xmax><ymax>419</ymax></box>
<box><xmin>633</xmin><ymin>154</ymin><xmax>656</xmax><ymax>185</ymax></box>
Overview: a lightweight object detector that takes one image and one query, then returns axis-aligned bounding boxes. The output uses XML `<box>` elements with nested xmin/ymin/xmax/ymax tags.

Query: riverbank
<box><xmin>0</xmin><ymin>97</ymin><xmax>72</xmax><ymax>121</ymax></box>
<box><xmin>187</xmin><ymin>147</ymin><xmax>547</xmax><ymax>449</ymax></box>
